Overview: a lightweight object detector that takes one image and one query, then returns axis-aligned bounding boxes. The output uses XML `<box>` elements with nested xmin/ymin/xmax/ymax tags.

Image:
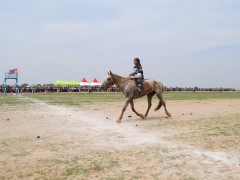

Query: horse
<box><xmin>101</xmin><ymin>71</ymin><xmax>171</xmax><ymax>123</ymax></box>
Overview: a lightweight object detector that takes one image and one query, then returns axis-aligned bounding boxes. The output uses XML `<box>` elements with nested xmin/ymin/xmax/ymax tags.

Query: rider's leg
<box><xmin>137</xmin><ymin>78</ymin><xmax>142</xmax><ymax>91</ymax></box>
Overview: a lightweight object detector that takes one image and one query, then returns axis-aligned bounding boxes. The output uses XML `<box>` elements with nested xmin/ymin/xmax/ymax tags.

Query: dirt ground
<box><xmin>0</xmin><ymin>96</ymin><xmax>239</xmax><ymax>179</ymax></box>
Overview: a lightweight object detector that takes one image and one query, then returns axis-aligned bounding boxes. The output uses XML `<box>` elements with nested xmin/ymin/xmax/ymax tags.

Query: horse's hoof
<box><xmin>140</xmin><ymin>114</ymin><xmax>144</xmax><ymax>119</ymax></box>
<box><xmin>143</xmin><ymin>115</ymin><xmax>147</xmax><ymax>119</ymax></box>
<box><xmin>167</xmin><ymin>113</ymin><xmax>171</xmax><ymax>117</ymax></box>
<box><xmin>116</xmin><ymin>120</ymin><xmax>121</xmax><ymax>124</ymax></box>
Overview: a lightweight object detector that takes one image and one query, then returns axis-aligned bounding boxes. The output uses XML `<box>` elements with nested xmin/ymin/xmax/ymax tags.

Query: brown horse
<box><xmin>101</xmin><ymin>71</ymin><xmax>171</xmax><ymax>123</ymax></box>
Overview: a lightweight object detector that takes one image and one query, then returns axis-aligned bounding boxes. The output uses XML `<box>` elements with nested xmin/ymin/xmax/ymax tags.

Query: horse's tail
<box><xmin>157</xmin><ymin>81</ymin><xmax>164</xmax><ymax>93</ymax></box>
<box><xmin>154</xmin><ymin>81</ymin><xmax>165</xmax><ymax>111</ymax></box>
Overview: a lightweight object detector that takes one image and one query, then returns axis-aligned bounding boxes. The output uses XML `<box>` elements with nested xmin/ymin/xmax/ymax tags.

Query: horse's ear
<box><xmin>107</xmin><ymin>71</ymin><xmax>109</xmax><ymax>75</ymax></box>
<box><xmin>109</xmin><ymin>71</ymin><xmax>113</xmax><ymax>76</ymax></box>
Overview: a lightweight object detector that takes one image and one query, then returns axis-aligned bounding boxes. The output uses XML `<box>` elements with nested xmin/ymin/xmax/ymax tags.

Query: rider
<box><xmin>129</xmin><ymin>58</ymin><xmax>144</xmax><ymax>92</ymax></box>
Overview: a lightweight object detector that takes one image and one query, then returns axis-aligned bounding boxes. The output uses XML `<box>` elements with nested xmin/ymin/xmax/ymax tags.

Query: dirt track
<box><xmin>0</xmin><ymin>96</ymin><xmax>239</xmax><ymax>179</ymax></box>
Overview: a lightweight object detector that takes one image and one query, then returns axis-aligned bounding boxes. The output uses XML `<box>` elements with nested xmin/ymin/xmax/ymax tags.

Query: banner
<box><xmin>8</xmin><ymin>68</ymin><xmax>18</xmax><ymax>74</ymax></box>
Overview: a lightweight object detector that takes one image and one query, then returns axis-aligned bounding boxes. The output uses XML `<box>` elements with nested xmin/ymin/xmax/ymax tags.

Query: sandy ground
<box><xmin>0</xmin><ymin>96</ymin><xmax>240</xmax><ymax>179</ymax></box>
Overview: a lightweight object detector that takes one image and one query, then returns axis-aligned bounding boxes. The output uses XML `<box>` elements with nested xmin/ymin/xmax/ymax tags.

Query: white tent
<box><xmin>80</xmin><ymin>78</ymin><xmax>90</xmax><ymax>86</ymax></box>
<box><xmin>90</xmin><ymin>78</ymin><xmax>101</xmax><ymax>86</ymax></box>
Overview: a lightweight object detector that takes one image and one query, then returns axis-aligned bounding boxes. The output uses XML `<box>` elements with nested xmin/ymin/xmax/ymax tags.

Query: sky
<box><xmin>0</xmin><ymin>0</ymin><xmax>240</xmax><ymax>88</ymax></box>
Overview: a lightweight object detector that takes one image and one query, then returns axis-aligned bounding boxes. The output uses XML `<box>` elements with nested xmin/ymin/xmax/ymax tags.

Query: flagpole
<box><xmin>4</xmin><ymin>74</ymin><xmax>7</xmax><ymax>95</ymax></box>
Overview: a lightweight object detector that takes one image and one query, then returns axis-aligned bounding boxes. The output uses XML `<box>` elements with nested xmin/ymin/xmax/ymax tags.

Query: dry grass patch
<box><xmin>146</xmin><ymin>114</ymin><xmax>240</xmax><ymax>152</ymax></box>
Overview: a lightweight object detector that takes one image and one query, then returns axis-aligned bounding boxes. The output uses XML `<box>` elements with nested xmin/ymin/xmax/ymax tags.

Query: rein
<box><xmin>102</xmin><ymin>73</ymin><xmax>131</xmax><ymax>89</ymax></box>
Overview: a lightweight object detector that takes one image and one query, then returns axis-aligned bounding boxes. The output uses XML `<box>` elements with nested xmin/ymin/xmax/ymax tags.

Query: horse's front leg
<box><xmin>130</xmin><ymin>100</ymin><xmax>144</xmax><ymax>119</ymax></box>
<box><xmin>117</xmin><ymin>98</ymin><xmax>131</xmax><ymax>123</ymax></box>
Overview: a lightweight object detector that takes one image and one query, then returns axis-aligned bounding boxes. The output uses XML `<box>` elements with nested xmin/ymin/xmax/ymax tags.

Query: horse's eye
<box><xmin>107</xmin><ymin>78</ymin><xmax>111</xmax><ymax>81</ymax></box>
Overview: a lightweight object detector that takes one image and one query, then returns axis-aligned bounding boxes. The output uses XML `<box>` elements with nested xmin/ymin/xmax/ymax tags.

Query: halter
<box><xmin>102</xmin><ymin>76</ymin><xmax>116</xmax><ymax>88</ymax></box>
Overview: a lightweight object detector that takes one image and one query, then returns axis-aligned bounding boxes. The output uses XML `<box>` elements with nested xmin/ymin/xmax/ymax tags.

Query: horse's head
<box><xmin>101</xmin><ymin>71</ymin><xmax>115</xmax><ymax>90</ymax></box>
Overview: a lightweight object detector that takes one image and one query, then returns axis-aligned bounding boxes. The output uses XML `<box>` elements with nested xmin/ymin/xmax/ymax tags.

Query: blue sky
<box><xmin>0</xmin><ymin>0</ymin><xmax>239</xmax><ymax>88</ymax></box>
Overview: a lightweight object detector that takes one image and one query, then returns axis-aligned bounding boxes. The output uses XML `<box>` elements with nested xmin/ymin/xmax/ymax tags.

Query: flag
<box><xmin>9</xmin><ymin>70</ymin><xmax>12</xmax><ymax>74</ymax></box>
<box><xmin>14</xmin><ymin>68</ymin><xmax>18</xmax><ymax>74</ymax></box>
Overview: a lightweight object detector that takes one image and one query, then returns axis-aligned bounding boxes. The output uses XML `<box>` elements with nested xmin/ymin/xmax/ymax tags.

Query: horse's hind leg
<box><xmin>144</xmin><ymin>92</ymin><xmax>155</xmax><ymax>119</ymax></box>
<box><xmin>117</xmin><ymin>98</ymin><xmax>131</xmax><ymax>123</ymax></box>
<box><xmin>130</xmin><ymin>100</ymin><xmax>144</xmax><ymax>119</ymax></box>
<box><xmin>155</xmin><ymin>93</ymin><xmax>171</xmax><ymax>117</ymax></box>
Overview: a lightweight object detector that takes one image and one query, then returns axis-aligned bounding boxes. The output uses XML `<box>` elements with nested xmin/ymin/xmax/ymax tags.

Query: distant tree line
<box><xmin>0</xmin><ymin>84</ymin><xmax>237</xmax><ymax>94</ymax></box>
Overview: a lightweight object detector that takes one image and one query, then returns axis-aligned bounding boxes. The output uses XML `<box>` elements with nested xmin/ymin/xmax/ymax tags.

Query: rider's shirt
<box><xmin>133</xmin><ymin>64</ymin><xmax>143</xmax><ymax>75</ymax></box>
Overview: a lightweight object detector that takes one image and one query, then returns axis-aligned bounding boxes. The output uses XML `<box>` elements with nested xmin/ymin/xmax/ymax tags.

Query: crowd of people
<box><xmin>0</xmin><ymin>84</ymin><xmax>236</xmax><ymax>94</ymax></box>
<box><xmin>164</xmin><ymin>87</ymin><xmax>236</xmax><ymax>92</ymax></box>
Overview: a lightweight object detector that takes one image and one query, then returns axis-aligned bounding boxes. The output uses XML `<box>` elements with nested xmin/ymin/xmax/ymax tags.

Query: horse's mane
<box><xmin>112</xmin><ymin>73</ymin><xmax>129</xmax><ymax>80</ymax></box>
